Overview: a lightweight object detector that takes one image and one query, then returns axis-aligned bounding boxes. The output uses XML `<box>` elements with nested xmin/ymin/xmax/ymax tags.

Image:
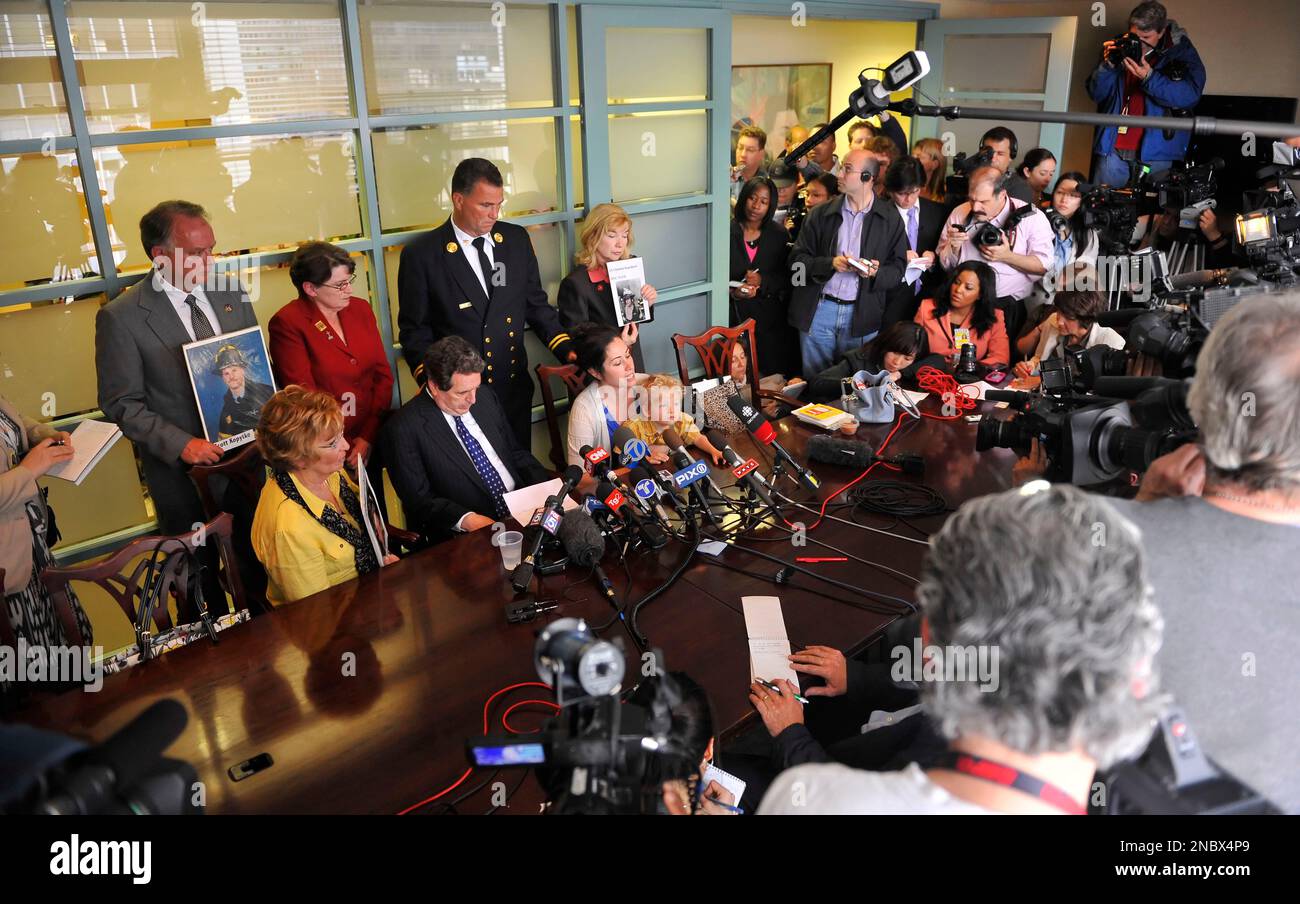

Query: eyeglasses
<box><xmin>322</xmin><ymin>277</ymin><xmax>354</xmax><ymax>291</ymax></box>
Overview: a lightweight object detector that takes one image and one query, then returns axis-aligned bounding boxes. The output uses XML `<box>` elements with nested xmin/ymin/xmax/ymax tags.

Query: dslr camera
<box><xmin>944</xmin><ymin>145</ymin><xmax>995</xmax><ymax>205</ymax></box>
<box><xmin>1105</xmin><ymin>31</ymin><xmax>1148</xmax><ymax>66</ymax></box>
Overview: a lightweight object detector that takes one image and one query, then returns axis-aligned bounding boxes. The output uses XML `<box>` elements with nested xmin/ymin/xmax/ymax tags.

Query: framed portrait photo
<box><xmin>183</xmin><ymin>326</ymin><xmax>278</xmax><ymax>451</ymax></box>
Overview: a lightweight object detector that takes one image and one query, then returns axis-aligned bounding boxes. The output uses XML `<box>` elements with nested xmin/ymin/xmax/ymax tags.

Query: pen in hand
<box><xmin>756</xmin><ymin>678</ymin><xmax>809</xmax><ymax>705</ymax></box>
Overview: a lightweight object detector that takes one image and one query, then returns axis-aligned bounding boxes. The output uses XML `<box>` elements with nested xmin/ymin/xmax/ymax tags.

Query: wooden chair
<box><xmin>40</xmin><ymin>512</ymin><xmax>248</xmax><ymax>649</ymax></box>
<box><xmin>671</xmin><ymin>318</ymin><xmax>805</xmax><ymax>409</ymax></box>
<box><xmin>535</xmin><ymin>362</ymin><xmax>589</xmax><ymax>473</ymax></box>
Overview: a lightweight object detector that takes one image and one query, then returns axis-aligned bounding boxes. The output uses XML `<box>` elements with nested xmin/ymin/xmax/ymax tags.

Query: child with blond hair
<box><xmin>622</xmin><ymin>374</ymin><xmax>724</xmax><ymax>466</ymax></box>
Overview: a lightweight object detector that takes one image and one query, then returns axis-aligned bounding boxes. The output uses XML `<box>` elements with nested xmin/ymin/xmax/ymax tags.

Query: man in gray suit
<box><xmin>96</xmin><ymin>200</ymin><xmax>260</xmax><ymax>614</ymax></box>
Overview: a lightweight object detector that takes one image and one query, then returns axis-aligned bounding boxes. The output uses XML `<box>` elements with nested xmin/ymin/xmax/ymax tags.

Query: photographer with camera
<box><xmin>1106</xmin><ymin>292</ymin><xmax>1300</xmax><ymax>813</ymax></box>
<box><xmin>939</xmin><ymin>165</ymin><xmax>1054</xmax><ymax>342</ymax></box>
<box><xmin>1026</xmin><ymin>172</ymin><xmax>1101</xmax><ymax>311</ymax></box>
<box><xmin>788</xmin><ymin>149</ymin><xmax>909</xmax><ymax>375</ymax></box>
<box><xmin>980</xmin><ymin>127</ymin><xmax>1035</xmax><ymax>204</ymax></box>
<box><xmin>1086</xmin><ymin>1</ymin><xmax>1206</xmax><ymax>189</ymax></box>
<box><xmin>759</xmin><ymin>485</ymin><xmax>1163</xmax><ymax>814</ymax></box>
<box><xmin>1014</xmin><ymin>286</ymin><xmax>1126</xmax><ymax>380</ymax></box>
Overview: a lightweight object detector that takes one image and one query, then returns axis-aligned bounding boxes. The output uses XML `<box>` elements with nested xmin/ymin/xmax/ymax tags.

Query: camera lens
<box><xmin>975</xmin><ymin>413</ymin><xmax>1033</xmax><ymax>454</ymax></box>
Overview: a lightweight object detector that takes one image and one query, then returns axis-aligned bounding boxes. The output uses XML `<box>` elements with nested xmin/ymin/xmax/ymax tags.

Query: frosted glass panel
<box><xmin>372</xmin><ymin>119</ymin><xmax>560</xmax><ymax>233</ymax></box>
<box><xmin>233</xmin><ymin>252</ymin><xmax>375</xmax><ymax>339</ymax></box>
<box><xmin>360</xmin><ymin>1</ymin><xmax>554</xmax><ymax>114</ymax></box>
<box><xmin>642</xmin><ymin>295</ymin><xmax>710</xmax><ymax>376</ymax></box>
<box><xmin>628</xmin><ymin>206</ymin><xmax>708</xmax><ymax>289</ymax></box>
<box><xmin>0</xmin><ymin>152</ymin><xmax>96</xmax><ymax>289</ymax></box>
<box><xmin>0</xmin><ymin>1</ymin><xmax>70</xmax><ymax>140</ymax></box>
<box><xmin>943</xmin><ymin>101</ymin><xmax>1043</xmax><ymax>164</ymax></box>
<box><xmin>94</xmin><ymin>132</ymin><xmax>363</xmax><ymax>272</ymax></box>
<box><xmin>942</xmin><ymin>34</ymin><xmax>1050</xmax><ymax>94</ymax></box>
<box><xmin>610</xmin><ymin>110</ymin><xmax>708</xmax><ymax>204</ymax></box>
<box><xmin>606</xmin><ymin>28</ymin><xmax>707</xmax><ymax>104</ymax></box>
<box><xmin>43</xmin><ymin>427</ymin><xmax>150</xmax><ymax>547</ymax></box>
<box><xmin>0</xmin><ymin>296</ymin><xmax>103</xmax><ymax>418</ymax></box>
<box><xmin>68</xmin><ymin>0</ymin><xmax>351</xmax><ymax>133</ymax></box>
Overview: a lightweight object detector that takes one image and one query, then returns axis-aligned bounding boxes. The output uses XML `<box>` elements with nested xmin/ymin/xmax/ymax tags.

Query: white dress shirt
<box><xmin>432</xmin><ymin>389</ymin><xmax>516</xmax><ymax>530</ymax></box>
<box><xmin>153</xmin><ymin>270</ymin><xmax>224</xmax><ymax>342</ymax></box>
<box><xmin>451</xmin><ymin>218</ymin><xmax>497</xmax><ymax>297</ymax></box>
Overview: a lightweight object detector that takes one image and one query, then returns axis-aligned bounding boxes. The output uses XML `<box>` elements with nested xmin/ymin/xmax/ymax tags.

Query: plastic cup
<box><xmin>493</xmin><ymin>530</ymin><xmax>523</xmax><ymax>570</ymax></box>
<box><xmin>839</xmin><ymin>417</ymin><xmax>860</xmax><ymax>436</ymax></box>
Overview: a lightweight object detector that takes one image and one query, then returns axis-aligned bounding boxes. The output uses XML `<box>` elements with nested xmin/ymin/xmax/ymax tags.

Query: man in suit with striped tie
<box><xmin>382</xmin><ymin>336</ymin><xmax>552</xmax><ymax>544</ymax></box>
<box><xmin>96</xmin><ymin>200</ymin><xmax>260</xmax><ymax>614</ymax></box>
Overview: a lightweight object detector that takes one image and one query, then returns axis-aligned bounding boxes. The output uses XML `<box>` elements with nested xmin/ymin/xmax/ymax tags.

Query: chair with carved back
<box><xmin>671</xmin><ymin>318</ymin><xmax>805</xmax><ymax>409</ymax></box>
<box><xmin>40</xmin><ymin>512</ymin><xmax>249</xmax><ymax>661</ymax></box>
<box><xmin>535</xmin><ymin>362</ymin><xmax>590</xmax><ymax>473</ymax></box>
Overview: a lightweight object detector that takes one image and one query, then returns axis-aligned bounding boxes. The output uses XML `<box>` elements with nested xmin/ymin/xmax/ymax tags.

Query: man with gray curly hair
<box><xmin>759</xmin><ymin>484</ymin><xmax>1163</xmax><ymax>814</ymax></box>
<box><xmin>1112</xmin><ymin>291</ymin><xmax>1300</xmax><ymax>813</ymax></box>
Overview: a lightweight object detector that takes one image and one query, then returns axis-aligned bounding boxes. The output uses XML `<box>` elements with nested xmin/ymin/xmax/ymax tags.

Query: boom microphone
<box><xmin>725</xmin><ymin>393</ymin><xmax>821</xmax><ymax>492</ymax></box>
<box><xmin>805</xmin><ymin>434</ymin><xmax>924</xmax><ymax>474</ymax></box>
<box><xmin>511</xmin><ymin>463</ymin><xmax>583</xmax><ymax>593</ymax></box>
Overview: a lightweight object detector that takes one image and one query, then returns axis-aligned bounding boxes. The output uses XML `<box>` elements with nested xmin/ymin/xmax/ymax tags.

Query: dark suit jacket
<box><xmin>729</xmin><ymin>220</ymin><xmax>800</xmax><ymax>376</ymax></box>
<box><xmin>95</xmin><ymin>272</ymin><xmax>258</xmax><ymax>533</ymax></box>
<box><xmin>396</xmin><ymin>218</ymin><xmax>571</xmax><ymax>392</ymax></box>
<box><xmin>556</xmin><ymin>265</ymin><xmax>645</xmax><ymax>371</ymax></box>
<box><xmin>380</xmin><ymin>384</ymin><xmax>551</xmax><ymax>543</ymax></box>
<box><xmin>787</xmin><ymin>195</ymin><xmax>909</xmax><ymax>339</ymax></box>
<box><xmin>883</xmin><ymin>196</ymin><xmax>947</xmax><ymax>326</ymax></box>
<box><xmin>268</xmin><ymin>295</ymin><xmax>394</xmax><ymax>446</ymax></box>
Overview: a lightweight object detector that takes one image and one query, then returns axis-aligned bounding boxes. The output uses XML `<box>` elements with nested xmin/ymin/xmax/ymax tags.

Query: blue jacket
<box><xmin>1086</xmin><ymin>21</ymin><xmax>1206</xmax><ymax>163</ymax></box>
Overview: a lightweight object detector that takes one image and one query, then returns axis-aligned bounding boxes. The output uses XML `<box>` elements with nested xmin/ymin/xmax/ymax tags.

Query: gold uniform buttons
<box><xmin>509</xmin><ymin>331</ymin><xmax>515</xmax><ymax>338</ymax></box>
<box><xmin>505</xmin><ymin>317</ymin><xmax>512</xmax><ymax>324</ymax></box>
<box><xmin>486</xmin><ymin>351</ymin><xmax>492</xmax><ymax>357</ymax></box>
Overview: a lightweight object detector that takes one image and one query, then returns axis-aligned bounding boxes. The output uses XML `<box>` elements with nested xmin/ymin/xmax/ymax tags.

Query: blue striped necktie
<box><xmin>454</xmin><ymin>415</ymin><xmax>508</xmax><ymax>519</ymax></box>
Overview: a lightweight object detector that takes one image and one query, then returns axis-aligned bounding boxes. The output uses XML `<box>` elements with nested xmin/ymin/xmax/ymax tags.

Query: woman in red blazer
<box><xmin>914</xmin><ymin>261</ymin><xmax>1010</xmax><ymax>369</ymax></box>
<box><xmin>270</xmin><ymin>242</ymin><xmax>395</xmax><ymax>472</ymax></box>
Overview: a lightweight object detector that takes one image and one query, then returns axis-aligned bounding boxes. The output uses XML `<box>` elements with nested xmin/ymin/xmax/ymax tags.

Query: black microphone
<box><xmin>628</xmin><ymin>463</ymin><xmax>683</xmax><ymax>518</ymax></box>
<box><xmin>805</xmin><ymin>434</ymin><xmax>925</xmax><ymax>475</ymax></box>
<box><xmin>610</xmin><ymin>424</ymin><xmax>648</xmax><ymax>468</ymax></box>
<box><xmin>557</xmin><ymin>508</ymin><xmax>618</xmax><ymax>607</ymax></box>
<box><xmin>661</xmin><ymin>428</ymin><xmax>722</xmax><ymax>527</ymax></box>
<box><xmin>705</xmin><ymin>428</ymin><xmax>777</xmax><ymax>512</ymax></box>
<box><xmin>663</xmin><ymin>426</ymin><xmax>727</xmax><ymax>499</ymax></box>
<box><xmin>597</xmin><ymin>480</ymin><xmax>667</xmax><ymax>548</ymax></box>
<box><xmin>725</xmin><ymin>393</ymin><xmax>821</xmax><ymax>492</ymax></box>
<box><xmin>39</xmin><ymin>699</ymin><xmax>188</xmax><ymax>815</ymax></box>
<box><xmin>579</xmin><ymin>443</ymin><xmax>614</xmax><ymax>481</ymax></box>
<box><xmin>511</xmin><ymin>463</ymin><xmax>584</xmax><ymax>593</ymax></box>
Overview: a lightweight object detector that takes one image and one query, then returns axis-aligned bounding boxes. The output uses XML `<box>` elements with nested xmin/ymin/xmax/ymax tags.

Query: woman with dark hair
<box><xmin>1016</xmin><ymin>148</ymin><xmax>1057</xmax><ymax>206</ymax></box>
<box><xmin>806</xmin><ymin>321</ymin><xmax>926</xmax><ymax>400</ymax></box>
<box><xmin>564</xmin><ymin>322</ymin><xmax>661</xmax><ymax>469</ymax></box>
<box><xmin>269</xmin><ymin>241</ymin><xmax>394</xmax><ymax>478</ymax></box>
<box><xmin>636</xmin><ymin>672</ymin><xmax>742</xmax><ymax>816</ymax></box>
<box><xmin>1040</xmin><ymin>171</ymin><xmax>1101</xmax><ymax>301</ymax></box>
<box><xmin>914</xmin><ymin>261</ymin><xmax>1010</xmax><ymax>368</ymax></box>
<box><xmin>730</xmin><ymin>176</ymin><xmax>800</xmax><ymax>376</ymax></box>
<box><xmin>803</xmin><ymin>172</ymin><xmax>840</xmax><ymax>210</ymax></box>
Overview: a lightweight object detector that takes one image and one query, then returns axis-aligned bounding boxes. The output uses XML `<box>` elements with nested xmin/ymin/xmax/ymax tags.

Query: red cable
<box><xmin>791</xmin><ymin>416</ymin><xmax>906</xmax><ymax>532</ymax></box>
<box><xmin>397</xmin><ymin>680</ymin><xmax>554</xmax><ymax>814</ymax></box>
<box><xmin>501</xmin><ymin>699</ymin><xmax>562</xmax><ymax>734</ymax></box>
<box><xmin>916</xmin><ymin>366</ymin><xmax>978</xmax><ymax>421</ymax></box>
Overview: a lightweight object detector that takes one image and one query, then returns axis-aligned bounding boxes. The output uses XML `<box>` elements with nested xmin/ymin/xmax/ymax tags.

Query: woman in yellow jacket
<box><xmin>252</xmin><ymin>387</ymin><xmax>397</xmax><ymax>606</ymax></box>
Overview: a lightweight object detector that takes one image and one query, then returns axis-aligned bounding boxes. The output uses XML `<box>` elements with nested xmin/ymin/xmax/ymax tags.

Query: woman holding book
<box><xmin>557</xmin><ymin>203</ymin><xmax>658</xmax><ymax>372</ymax></box>
<box><xmin>1</xmin><ymin>394</ymin><xmax>93</xmax><ymax>698</ymax></box>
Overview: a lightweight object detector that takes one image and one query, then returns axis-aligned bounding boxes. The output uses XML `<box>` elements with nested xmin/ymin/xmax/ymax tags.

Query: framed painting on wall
<box><xmin>730</xmin><ymin>63</ymin><xmax>833</xmax><ymax>161</ymax></box>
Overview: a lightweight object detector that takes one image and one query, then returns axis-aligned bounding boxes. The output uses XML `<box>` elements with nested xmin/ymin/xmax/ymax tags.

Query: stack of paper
<box><xmin>44</xmin><ymin>420</ymin><xmax>123</xmax><ymax>486</ymax></box>
<box><xmin>742</xmin><ymin>595</ymin><xmax>801</xmax><ymax>688</ymax></box>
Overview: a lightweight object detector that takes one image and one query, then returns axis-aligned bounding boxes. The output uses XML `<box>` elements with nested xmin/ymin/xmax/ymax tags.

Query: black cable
<box><xmin>848</xmin><ymin>480</ymin><xmax>947</xmax><ymax>518</ymax></box>
<box><xmin>437</xmin><ymin>769</ymin><xmax>502</xmax><ymax>815</ymax></box>
<box><xmin>718</xmin><ymin>537</ymin><xmax>916</xmax><ymax>615</ymax></box>
<box><xmin>628</xmin><ymin>516</ymin><xmax>700</xmax><ymax>647</ymax></box>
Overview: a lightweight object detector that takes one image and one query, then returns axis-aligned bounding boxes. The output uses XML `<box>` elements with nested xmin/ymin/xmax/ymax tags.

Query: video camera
<box><xmin>1234</xmin><ymin>164</ymin><xmax>1300</xmax><ymax>284</ymax></box>
<box><xmin>944</xmin><ymin>145</ymin><xmax>994</xmax><ymax>206</ymax></box>
<box><xmin>465</xmin><ymin>619</ymin><xmax>702</xmax><ymax>815</ymax></box>
<box><xmin>975</xmin><ymin>377</ymin><xmax>1195</xmax><ymax>486</ymax></box>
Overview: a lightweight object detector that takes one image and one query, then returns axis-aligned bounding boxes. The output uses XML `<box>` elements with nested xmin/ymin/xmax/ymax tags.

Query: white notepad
<box><xmin>742</xmin><ymin>595</ymin><xmax>801</xmax><ymax>688</ymax></box>
<box><xmin>44</xmin><ymin>419</ymin><xmax>123</xmax><ymax>486</ymax></box>
<box><xmin>702</xmin><ymin>762</ymin><xmax>747</xmax><ymax>805</ymax></box>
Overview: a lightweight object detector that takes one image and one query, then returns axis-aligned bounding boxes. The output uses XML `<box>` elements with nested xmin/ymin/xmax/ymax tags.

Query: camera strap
<box><xmin>926</xmin><ymin>750</ymin><xmax>1088</xmax><ymax>815</ymax></box>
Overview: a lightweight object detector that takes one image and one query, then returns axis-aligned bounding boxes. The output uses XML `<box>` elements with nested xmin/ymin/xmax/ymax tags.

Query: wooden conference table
<box><xmin>12</xmin><ymin>399</ymin><xmax>1020</xmax><ymax>814</ymax></box>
